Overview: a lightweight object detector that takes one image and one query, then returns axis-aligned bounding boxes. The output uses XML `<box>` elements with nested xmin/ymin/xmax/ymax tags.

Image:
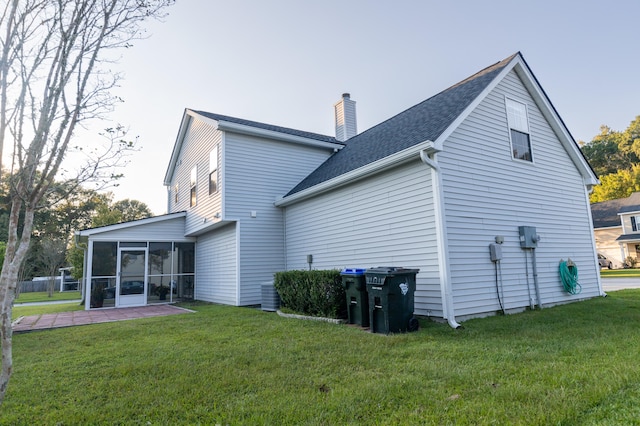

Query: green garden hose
<box><xmin>559</xmin><ymin>260</ymin><xmax>582</xmax><ymax>295</ymax></box>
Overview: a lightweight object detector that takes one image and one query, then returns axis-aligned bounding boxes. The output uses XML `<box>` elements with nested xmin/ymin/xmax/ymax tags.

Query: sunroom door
<box><xmin>117</xmin><ymin>248</ymin><xmax>147</xmax><ymax>307</ymax></box>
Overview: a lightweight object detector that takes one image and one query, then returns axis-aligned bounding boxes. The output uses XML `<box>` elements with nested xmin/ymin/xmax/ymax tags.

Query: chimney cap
<box><xmin>342</xmin><ymin>93</ymin><xmax>350</xmax><ymax>99</ymax></box>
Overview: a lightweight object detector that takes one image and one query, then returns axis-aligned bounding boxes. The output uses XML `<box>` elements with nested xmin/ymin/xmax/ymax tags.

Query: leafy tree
<box><xmin>0</xmin><ymin>0</ymin><xmax>174</xmax><ymax>405</ymax></box>
<box><xmin>92</xmin><ymin>196</ymin><xmax>153</xmax><ymax>227</ymax></box>
<box><xmin>581</xmin><ymin>123</ymin><xmax>640</xmax><ymax>176</ymax></box>
<box><xmin>590</xmin><ymin>165</ymin><xmax>640</xmax><ymax>202</ymax></box>
<box><xmin>582</xmin><ymin>116</ymin><xmax>640</xmax><ymax>203</ymax></box>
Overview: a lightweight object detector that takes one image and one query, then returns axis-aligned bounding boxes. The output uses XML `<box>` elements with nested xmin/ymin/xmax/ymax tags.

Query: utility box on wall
<box><xmin>518</xmin><ymin>226</ymin><xmax>538</xmax><ymax>248</ymax></box>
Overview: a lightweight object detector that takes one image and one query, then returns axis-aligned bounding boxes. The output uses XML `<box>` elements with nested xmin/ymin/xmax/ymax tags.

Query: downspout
<box><xmin>420</xmin><ymin>145</ymin><xmax>461</xmax><ymax>329</ymax></box>
<box><xmin>583</xmin><ymin>184</ymin><xmax>605</xmax><ymax>296</ymax></box>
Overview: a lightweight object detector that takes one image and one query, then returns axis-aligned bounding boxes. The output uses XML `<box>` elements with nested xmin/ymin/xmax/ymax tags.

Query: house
<box><xmin>76</xmin><ymin>52</ymin><xmax>602</xmax><ymax>325</ymax></box>
<box><xmin>591</xmin><ymin>192</ymin><xmax>640</xmax><ymax>268</ymax></box>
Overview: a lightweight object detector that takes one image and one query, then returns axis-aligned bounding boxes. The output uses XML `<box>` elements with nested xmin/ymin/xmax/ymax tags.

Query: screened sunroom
<box><xmin>76</xmin><ymin>213</ymin><xmax>195</xmax><ymax>310</ymax></box>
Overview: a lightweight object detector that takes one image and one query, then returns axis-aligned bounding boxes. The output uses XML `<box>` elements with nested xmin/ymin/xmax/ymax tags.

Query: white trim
<box><xmin>584</xmin><ymin>186</ymin><xmax>605</xmax><ymax>296</ymax></box>
<box><xmin>618</xmin><ymin>210</ymin><xmax>640</xmax><ymax>216</ymax></box>
<box><xmin>76</xmin><ymin>212</ymin><xmax>187</xmax><ymax>237</ymax></box>
<box><xmin>84</xmin><ymin>240</ymin><xmax>94</xmax><ymax>310</ymax></box>
<box><xmin>221</xmin><ymin>132</ymin><xmax>226</xmax><ymax>219</ymax></box>
<box><xmin>235</xmin><ymin>221</ymin><xmax>241</xmax><ymax>306</ymax></box>
<box><xmin>420</xmin><ymin>149</ymin><xmax>460</xmax><ymax>329</ymax></box>
<box><xmin>505</xmin><ymin>96</ymin><xmax>534</xmax><ymax>163</ymax></box>
<box><xmin>593</xmin><ymin>225</ymin><xmax>623</xmax><ymax>231</ymax></box>
<box><xmin>215</xmin><ymin>120</ymin><xmax>344</xmax><ymax>150</ymax></box>
<box><xmin>164</xmin><ymin>110</ymin><xmax>194</xmax><ymax>185</ymax></box>
<box><xmin>511</xmin><ymin>59</ymin><xmax>598</xmax><ymax>186</ymax></box>
<box><xmin>431</xmin><ymin>54</ymin><xmax>597</xmax><ymax>186</ymax></box>
<box><xmin>275</xmin><ymin>140</ymin><xmax>435</xmax><ymax>207</ymax></box>
<box><xmin>431</xmin><ymin>62</ymin><xmax>515</xmax><ymax>151</ymax></box>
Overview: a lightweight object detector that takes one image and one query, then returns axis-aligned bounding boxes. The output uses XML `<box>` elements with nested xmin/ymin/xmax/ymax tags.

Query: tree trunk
<box><xmin>0</xmin><ymin>272</ymin><xmax>16</xmax><ymax>402</ymax></box>
<box><xmin>0</xmin><ymin>203</ymin><xmax>35</xmax><ymax>404</ymax></box>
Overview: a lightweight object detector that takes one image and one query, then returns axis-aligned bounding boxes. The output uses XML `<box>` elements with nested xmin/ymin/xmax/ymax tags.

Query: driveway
<box><xmin>601</xmin><ymin>277</ymin><xmax>640</xmax><ymax>292</ymax></box>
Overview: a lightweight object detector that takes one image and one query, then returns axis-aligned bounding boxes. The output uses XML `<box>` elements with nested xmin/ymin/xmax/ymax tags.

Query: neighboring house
<box><xmin>76</xmin><ymin>52</ymin><xmax>602</xmax><ymax>325</ymax></box>
<box><xmin>591</xmin><ymin>192</ymin><xmax>640</xmax><ymax>268</ymax></box>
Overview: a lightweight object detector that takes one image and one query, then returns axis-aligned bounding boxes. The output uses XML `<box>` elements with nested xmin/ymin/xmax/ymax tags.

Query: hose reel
<box><xmin>559</xmin><ymin>258</ymin><xmax>582</xmax><ymax>295</ymax></box>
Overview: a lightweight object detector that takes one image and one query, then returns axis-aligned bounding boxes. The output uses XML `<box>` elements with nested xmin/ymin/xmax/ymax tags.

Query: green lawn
<box><xmin>3</xmin><ymin>294</ymin><xmax>640</xmax><ymax>424</ymax></box>
<box><xmin>12</xmin><ymin>301</ymin><xmax>84</xmax><ymax>319</ymax></box>
<box><xmin>600</xmin><ymin>269</ymin><xmax>640</xmax><ymax>278</ymax></box>
<box><xmin>14</xmin><ymin>290</ymin><xmax>81</xmax><ymax>303</ymax></box>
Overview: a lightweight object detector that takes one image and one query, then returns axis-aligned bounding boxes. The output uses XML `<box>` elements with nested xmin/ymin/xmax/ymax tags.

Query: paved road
<box><xmin>601</xmin><ymin>278</ymin><xmax>640</xmax><ymax>292</ymax></box>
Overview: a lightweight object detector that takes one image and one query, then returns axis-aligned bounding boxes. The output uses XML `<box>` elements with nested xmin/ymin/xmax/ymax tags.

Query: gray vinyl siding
<box><xmin>439</xmin><ymin>69</ymin><xmax>599</xmax><ymax>319</ymax></box>
<box><xmin>284</xmin><ymin>160</ymin><xmax>443</xmax><ymax>317</ymax></box>
<box><xmin>85</xmin><ymin>217</ymin><xmax>188</xmax><ymax>241</ymax></box>
<box><xmin>225</xmin><ymin>133</ymin><xmax>334</xmax><ymax>305</ymax></box>
<box><xmin>168</xmin><ymin>116</ymin><xmax>223</xmax><ymax>235</ymax></box>
<box><xmin>195</xmin><ymin>222</ymin><xmax>238</xmax><ymax>305</ymax></box>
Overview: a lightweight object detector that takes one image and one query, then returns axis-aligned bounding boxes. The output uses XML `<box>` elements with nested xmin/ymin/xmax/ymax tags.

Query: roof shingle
<box><xmin>591</xmin><ymin>192</ymin><xmax>640</xmax><ymax>229</ymax></box>
<box><xmin>284</xmin><ymin>53</ymin><xmax>517</xmax><ymax>196</ymax></box>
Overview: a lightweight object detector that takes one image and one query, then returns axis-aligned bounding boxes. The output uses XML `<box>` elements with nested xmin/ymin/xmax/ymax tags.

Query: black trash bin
<box><xmin>365</xmin><ymin>267</ymin><xmax>420</xmax><ymax>334</ymax></box>
<box><xmin>340</xmin><ymin>268</ymin><xmax>369</xmax><ymax>327</ymax></box>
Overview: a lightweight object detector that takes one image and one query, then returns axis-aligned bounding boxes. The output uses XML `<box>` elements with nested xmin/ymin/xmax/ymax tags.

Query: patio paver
<box><xmin>12</xmin><ymin>304</ymin><xmax>193</xmax><ymax>333</ymax></box>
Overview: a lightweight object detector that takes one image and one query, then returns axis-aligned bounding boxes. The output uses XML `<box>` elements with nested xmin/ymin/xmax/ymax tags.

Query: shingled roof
<box><xmin>591</xmin><ymin>192</ymin><xmax>640</xmax><ymax>229</ymax></box>
<box><xmin>191</xmin><ymin>110</ymin><xmax>339</xmax><ymax>144</ymax></box>
<box><xmin>284</xmin><ymin>53</ymin><xmax>518</xmax><ymax>197</ymax></box>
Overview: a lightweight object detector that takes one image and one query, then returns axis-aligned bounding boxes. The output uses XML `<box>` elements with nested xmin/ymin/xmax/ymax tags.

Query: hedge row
<box><xmin>273</xmin><ymin>270</ymin><xmax>346</xmax><ymax>319</ymax></box>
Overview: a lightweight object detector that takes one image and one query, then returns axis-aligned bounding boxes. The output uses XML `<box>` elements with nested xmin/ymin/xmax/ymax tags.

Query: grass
<box><xmin>600</xmin><ymin>268</ymin><xmax>640</xmax><ymax>278</ymax></box>
<box><xmin>3</xmin><ymin>293</ymin><xmax>640</xmax><ymax>424</ymax></box>
<box><xmin>12</xmin><ymin>301</ymin><xmax>84</xmax><ymax>319</ymax></box>
<box><xmin>14</xmin><ymin>290</ymin><xmax>81</xmax><ymax>303</ymax></box>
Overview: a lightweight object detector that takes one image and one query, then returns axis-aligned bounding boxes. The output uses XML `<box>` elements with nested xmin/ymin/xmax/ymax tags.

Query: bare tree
<box><xmin>34</xmin><ymin>237</ymin><xmax>67</xmax><ymax>296</ymax></box>
<box><xmin>0</xmin><ymin>0</ymin><xmax>174</xmax><ymax>404</ymax></box>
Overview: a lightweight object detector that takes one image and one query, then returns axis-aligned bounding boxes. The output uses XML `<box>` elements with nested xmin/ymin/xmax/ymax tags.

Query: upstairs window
<box><xmin>190</xmin><ymin>166</ymin><xmax>197</xmax><ymax>207</ymax></box>
<box><xmin>632</xmin><ymin>215</ymin><xmax>640</xmax><ymax>232</ymax></box>
<box><xmin>506</xmin><ymin>98</ymin><xmax>532</xmax><ymax>162</ymax></box>
<box><xmin>209</xmin><ymin>146</ymin><xmax>218</xmax><ymax>195</ymax></box>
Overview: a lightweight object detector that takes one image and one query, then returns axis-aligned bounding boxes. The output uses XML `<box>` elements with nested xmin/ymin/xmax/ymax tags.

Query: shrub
<box><xmin>273</xmin><ymin>270</ymin><xmax>346</xmax><ymax>319</ymax></box>
<box><xmin>625</xmin><ymin>256</ymin><xmax>638</xmax><ymax>268</ymax></box>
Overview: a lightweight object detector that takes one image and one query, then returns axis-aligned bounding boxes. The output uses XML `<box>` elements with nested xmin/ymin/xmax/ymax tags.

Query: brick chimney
<box><xmin>334</xmin><ymin>93</ymin><xmax>357</xmax><ymax>142</ymax></box>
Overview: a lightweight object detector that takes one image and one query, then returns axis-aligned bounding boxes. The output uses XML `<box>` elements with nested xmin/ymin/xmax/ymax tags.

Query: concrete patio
<box><xmin>12</xmin><ymin>304</ymin><xmax>194</xmax><ymax>333</ymax></box>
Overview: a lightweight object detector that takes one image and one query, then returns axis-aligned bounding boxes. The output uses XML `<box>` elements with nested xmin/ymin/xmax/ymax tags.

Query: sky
<box><xmin>99</xmin><ymin>0</ymin><xmax>640</xmax><ymax>215</ymax></box>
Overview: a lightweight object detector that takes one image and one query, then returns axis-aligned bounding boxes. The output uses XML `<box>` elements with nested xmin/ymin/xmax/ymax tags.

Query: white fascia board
<box><xmin>431</xmin><ymin>59</ymin><xmax>517</xmax><ymax>151</ymax></box>
<box><xmin>163</xmin><ymin>110</ymin><xmax>195</xmax><ymax>185</ymax></box>
<box><xmin>275</xmin><ymin>140</ymin><xmax>434</xmax><ymax>207</ymax></box>
<box><xmin>76</xmin><ymin>212</ymin><xmax>187</xmax><ymax>236</ymax></box>
<box><xmin>594</xmin><ymin>224</ymin><xmax>622</xmax><ymax>229</ymax></box>
<box><xmin>511</xmin><ymin>60</ymin><xmax>599</xmax><ymax>186</ymax></box>
<box><xmin>216</xmin><ymin>120</ymin><xmax>344</xmax><ymax>150</ymax></box>
<box><xmin>184</xmin><ymin>219</ymin><xmax>234</xmax><ymax>237</ymax></box>
<box><xmin>432</xmin><ymin>54</ymin><xmax>598</xmax><ymax>187</ymax></box>
<box><xmin>618</xmin><ymin>210</ymin><xmax>640</xmax><ymax>216</ymax></box>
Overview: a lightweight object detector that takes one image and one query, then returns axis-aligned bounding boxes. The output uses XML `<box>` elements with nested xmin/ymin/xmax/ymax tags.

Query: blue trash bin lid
<box><xmin>340</xmin><ymin>268</ymin><xmax>366</xmax><ymax>276</ymax></box>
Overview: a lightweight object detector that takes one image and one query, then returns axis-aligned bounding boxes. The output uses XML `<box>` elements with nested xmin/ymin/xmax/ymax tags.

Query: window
<box><xmin>506</xmin><ymin>98</ymin><xmax>532</xmax><ymax>162</ymax></box>
<box><xmin>190</xmin><ymin>166</ymin><xmax>197</xmax><ymax>207</ymax></box>
<box><xmin>631</xmin><ymin>216</ymin><xmax>640</xmax><ymax>232</ymax></box>
<box><xmin>174</xmin><ymin>183</ymin><xmax>179</xmax><ymax>204</ymax></box>
<box><xmin>209</xmin><ymin>146</ymin><xmax>218</xmax><ymax>195</ymax></box>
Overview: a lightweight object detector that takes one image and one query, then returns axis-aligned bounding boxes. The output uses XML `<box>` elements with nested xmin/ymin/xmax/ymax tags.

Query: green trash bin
<box><xmin>365</xmin><ymin>267</ymin><xmax>420</xmax><ymax>334</ymax></box>
<box><xmin>341</xmin><ymin>268</ymin><xmax>369</xmax><ymax>327</ymax></box>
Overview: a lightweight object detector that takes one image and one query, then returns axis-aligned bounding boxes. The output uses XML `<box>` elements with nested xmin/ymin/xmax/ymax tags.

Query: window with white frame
<box><xmin>631</xmin><ymin>215</ymin><xmax>640</xmax><ymax>232</ymax></box>
<box><xmin>209</xmin><ymin>146</ymin><xmax>218</xmax><ymax>195</ymax></box>
<box><xmin>190</xmin><ymin>166</ymin><xmax>197</xmax><ymax>207</ymax></box>
<box><xmin>506</xmin><ymin>98</ymin><xmax>532</xmax><ymax>162</ymax></box>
